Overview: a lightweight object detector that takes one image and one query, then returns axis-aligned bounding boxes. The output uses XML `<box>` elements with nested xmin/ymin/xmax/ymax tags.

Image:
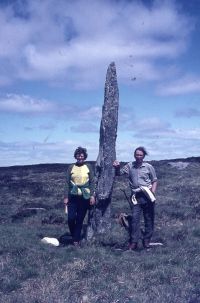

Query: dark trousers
<box><xmin>130</xmin><ymin>192</ymin><xmax>155</xmax><ymax>244</ymax></box>
<box><xmin>68</xmin><ymin>195</ymin><xmax>90</xmax><ymax>242</ymax></box>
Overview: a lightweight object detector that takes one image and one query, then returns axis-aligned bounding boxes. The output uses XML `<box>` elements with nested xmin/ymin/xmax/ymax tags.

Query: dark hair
<box><xmin>74</xmin><ymin>146</ymin><xmax>88</xmax><ymax>159</ymax></box>
<box><xmin>134</xmin><ymin>146</ymin><xmax>148</xmax><ymax>157</ymax></box>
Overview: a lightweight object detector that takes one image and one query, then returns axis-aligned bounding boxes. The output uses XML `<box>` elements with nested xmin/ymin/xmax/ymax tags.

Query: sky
<box><xmin>0</xmin><ymin>0</ymin><xmax>200</xmax><ymax>167</ymax></box>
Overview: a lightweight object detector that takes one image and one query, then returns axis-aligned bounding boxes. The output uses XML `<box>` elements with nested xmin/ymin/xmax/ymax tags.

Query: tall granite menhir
<box><xmin>88</xmin><ymin>62</ymin><xmax>119</xmax><ymax>238</ymax></box>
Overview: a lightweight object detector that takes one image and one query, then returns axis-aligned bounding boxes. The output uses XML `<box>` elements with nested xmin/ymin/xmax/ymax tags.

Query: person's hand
<box><xmin>90</xmin><ymin>196</ymin><xmax>95</xmax><ymax>206</ymax></box>
<box><xmin>64</xmin><ymin>198</ymin><xmax>69</xmax><ymax>205</ymax></box>
<box><xmin>113</xmin><ymin>160</ymin><xmax>120</xmax><ymax>167</ymax></box>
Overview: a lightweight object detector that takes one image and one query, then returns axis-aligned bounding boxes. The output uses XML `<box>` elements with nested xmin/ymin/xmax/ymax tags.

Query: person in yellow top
<box><xmin>64</xmin><ymin>147</ymin><xmax>95</xmax><ymax>246</ymax></box>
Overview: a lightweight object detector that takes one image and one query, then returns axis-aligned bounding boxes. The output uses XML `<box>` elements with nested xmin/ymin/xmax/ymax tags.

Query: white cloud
<box><xmin>0</xmin><ymin>94</ymin><xmax>101</xmax><ymax>120</ymax></box>
<box><xmin>0</xmin><ymin>94</ymin><xmax>56</xmax><ymax>113</ymax></box>
<box><xmin>173</xmin><ymin>128</ymin><xmax>200</xmax><ymax>140</ymax></box>
<box><xmin>79</xmin><ymin>106</ymin><xmax>102</xmax><ymax>120</ymax></box>
<box><xmin>39</xmin><ymin>123</ymin><xmax>56</xmax><ymax>130</ymax></box>
<box><xmin>175</xmin><ymin>107</ymin><xmax>200</xmax><ymax>118</ymax></box>
<box><xmin>135</xmin><ymin>117</ymin><xmax>172</xmax><ymax>133</ymax></box>
<box><xmin>0</xmin><ymin>0</ymin><xmax>194</xmax><ymax>88</ymax></box>
<box><xmin>118</xmin><ymin>113</ymin><xmax>200</xmax><ymax>153</ymax></box>
<box><xmin>71</xmin><ymin>123</ymin><xmax>99</xmax><ymax>133</ymax></box>
<box><xmin>116</xmin><ymin>125</ymin><xmax>200</xmax><ymax>161</ymax></box>
<box><xmin>134</xmin><ymin>126</ymin><xmax>200</xmax><ymax>142</ymax></box>
<box><xmin>1</xmin><ymin>124</ymin><xmax>200</xmax><ymax>166</ymax></box>
<box><xmin>145</xmin><ymin>137</ymin><xmax>200</xmax><ymax>160</ymax></box>
<box><xmin>0</xmin><ymin>139</ymin><xmax>98</xmax><ymax>167</ymax></box>
<box><xmin>157</xmin><ymin>76</ymin><xmax>200</xmax><ymax>96</ymax></box>
<box><xmin>0</xmin><ymin>0</ymin><xmax>199</xmax><ymax>166</ymax></box>
<box><xmin>121</xmin><ymin>116</ymin><xmax>173</xmax><ymax>135</ymax></box>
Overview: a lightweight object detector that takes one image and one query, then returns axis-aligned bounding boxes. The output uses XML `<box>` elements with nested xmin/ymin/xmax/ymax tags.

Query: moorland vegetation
<box><xmin>0</xmin><ymin>157</ymin><xmax>200</xmax><ymax>303</ymax></box>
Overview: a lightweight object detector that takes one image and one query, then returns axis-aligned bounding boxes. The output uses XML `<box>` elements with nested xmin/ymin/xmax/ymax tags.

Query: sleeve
<box><xmin>148</xmin><ymin>164</ymin><xmax>157</xmax><ymax>182</ymax></box>
<box><xmin>87</xmin><ymin>163</ymin><xmax>95</xmax><ymax>196</ymax></box>
<box><xmin>115</xmin><ymin>163</ymin><xmax>130</xmax><ymax>176</ymax></box>
<box><xmin>63</xmin><ymin>164</ymin><xmax>73</xmax><ymax>198</ymax></box>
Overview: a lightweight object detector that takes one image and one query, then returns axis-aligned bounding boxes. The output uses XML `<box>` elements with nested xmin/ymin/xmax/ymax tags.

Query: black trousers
<box><xmin>68</xmin><ymin>195</ymin><xmax>90</xmax><ymax>242</ymax></box>
<box><xmin>130</xmin><ymin>192</ymin><xmax>155</xmax><ymax>244</ymax></box>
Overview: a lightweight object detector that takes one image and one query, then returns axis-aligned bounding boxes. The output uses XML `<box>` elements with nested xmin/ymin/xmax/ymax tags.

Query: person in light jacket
<box><xmin>64</xmin><ymin>147</ymin><xmax>95</xmax><ymax>246</ymax></box>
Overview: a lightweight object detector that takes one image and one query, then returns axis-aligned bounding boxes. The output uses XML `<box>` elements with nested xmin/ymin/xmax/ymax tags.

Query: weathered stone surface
<box><xmin>87</xmin><ymin>62</ymin><xmax>119</xmax><ymax>238</ymax></box>
<box><xmin>96</xmin><ymin>62</ymin><xmax>119</xmax><ymax>200</ymax></box>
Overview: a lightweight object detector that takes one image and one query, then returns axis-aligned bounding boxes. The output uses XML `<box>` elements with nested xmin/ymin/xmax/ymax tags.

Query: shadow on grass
<box><xmin>58</xmin><ymin>232</ymin><xmax>73</xmax><ymax>246</ymax></box>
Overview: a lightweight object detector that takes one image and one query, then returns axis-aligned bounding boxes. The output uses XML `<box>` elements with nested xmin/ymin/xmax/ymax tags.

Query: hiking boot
<box><xmin>143</xmin><ymin>239</ymin><xmax>150</xmax><ymax>249</ymax></box>
<box><xmin>128</xmin><ymin>242</ymin><xmax>137</xmax><ymax>250</ymax></box>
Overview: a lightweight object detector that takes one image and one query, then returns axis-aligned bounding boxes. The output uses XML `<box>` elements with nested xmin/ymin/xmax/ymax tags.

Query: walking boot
<box><xmin>143</xmin><ymin>239</ymin><xmax>150</xmax><ymax>249</ymax></box>
<box><xmin>128</xmin><ymin>242</ymin><xmax>138</xmax><ymax>250</ymax></box>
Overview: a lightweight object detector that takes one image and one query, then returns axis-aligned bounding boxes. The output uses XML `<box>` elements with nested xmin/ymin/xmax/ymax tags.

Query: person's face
<box><xmin>134</xmin><ymin>149</ymin><xmax>145</xmax><ymax>164</ymax></box>
<box><xmin>75</xmin><ymin>153</ymin><xmax>85</xmax><ymax>164</ymax></box>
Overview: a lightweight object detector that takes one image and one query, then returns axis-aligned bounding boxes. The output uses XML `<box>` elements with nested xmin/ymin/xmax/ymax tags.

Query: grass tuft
<box><xmin>0</xmin><ymin>160</ymin><xmax>199</xmax><ymax>302</ymax></box>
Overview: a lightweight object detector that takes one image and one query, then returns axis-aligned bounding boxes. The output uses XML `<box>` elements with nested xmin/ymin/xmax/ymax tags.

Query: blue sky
<box><xmin>0</xmin><ymin>0</ymin><xmax>200</xmax><ymax>166</ymax></box>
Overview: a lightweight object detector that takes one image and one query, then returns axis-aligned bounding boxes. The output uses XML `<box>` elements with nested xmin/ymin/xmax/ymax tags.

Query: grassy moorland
<box><xmin>0</xmin><ymin>158</ymin><xmax>200</xmax><ymax>303</ymax></box>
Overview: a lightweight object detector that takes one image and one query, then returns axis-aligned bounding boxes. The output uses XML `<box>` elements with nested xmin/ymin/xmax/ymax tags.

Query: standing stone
<box><xmin>87</xmin><ymin>62</ymin><xmax>119</xmax><ymax>239</ymax></box>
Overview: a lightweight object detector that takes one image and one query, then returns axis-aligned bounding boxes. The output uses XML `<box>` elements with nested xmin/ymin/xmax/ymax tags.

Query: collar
<box><xmin>75</xmin><ymin>162</ymin><xmax>85</xmax><ymax>167</ymax></box>
<box><xmin>133</xmin><ymin>161</ymin><xmax>145</xmax><ymax>168</ymax></box>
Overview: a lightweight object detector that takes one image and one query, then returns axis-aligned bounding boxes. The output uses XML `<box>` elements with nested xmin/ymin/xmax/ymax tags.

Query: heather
<box><xmin>0</xmin><ymin>158</ymin><xmax>199</xmax><ymax>303</ymax></box>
